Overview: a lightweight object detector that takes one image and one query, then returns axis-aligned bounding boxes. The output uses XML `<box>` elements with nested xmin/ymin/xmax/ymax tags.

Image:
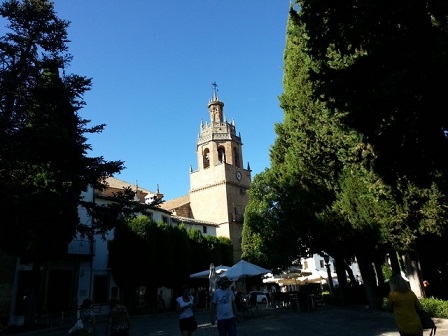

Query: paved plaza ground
<box><xmin>15</xmin><ymin>304</ymin><xmax>448</xmax><ymax>336</ymax></box>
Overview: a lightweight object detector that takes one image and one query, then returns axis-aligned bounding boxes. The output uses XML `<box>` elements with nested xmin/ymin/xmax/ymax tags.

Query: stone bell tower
<box><xmin>189</xmin><ymin>83</ymin><xmax>251</xmax><ymax>261</ymax></box>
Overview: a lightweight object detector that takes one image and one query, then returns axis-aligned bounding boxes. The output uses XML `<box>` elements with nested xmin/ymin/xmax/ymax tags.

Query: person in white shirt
<box><xmin>176</xmin><ymin>285</ymin><xmax>196</xmax><ymax>336</ymax></box>
<box><xmin>210</xmin><ymin>276</ymin><xmax>239</xmax><ymax>336</ymax></box>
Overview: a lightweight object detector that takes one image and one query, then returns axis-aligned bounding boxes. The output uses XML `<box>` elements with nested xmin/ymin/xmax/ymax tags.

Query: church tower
<box><xmin>189</xmin><ymin>83</ymin><xmax>251</xmax><ymax>261</ymax></box>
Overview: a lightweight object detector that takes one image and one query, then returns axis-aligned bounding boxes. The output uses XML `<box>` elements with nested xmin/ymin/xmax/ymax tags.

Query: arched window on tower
<box><xmin>203</xmin><ymin>148</ymin><xmax>210</xmax><ymax>169</ymax></box>
<box><xmin>233</xmin><ymin>147</ymin><xmax>240</xmax><ymax>168</ymax></box>
<box><xmin>218</xmin><ymin>146</ymin><xmax>226</xmax><ymax>164</ymax></box>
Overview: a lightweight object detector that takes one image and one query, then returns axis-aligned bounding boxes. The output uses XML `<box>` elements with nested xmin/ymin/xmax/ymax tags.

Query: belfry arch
<box><xmin>203</xmin><ymin>148</ymin><xmax>210</xmax><ymax>169</ymax></box>
<box><xmin>218</xmin><ymin>146</ymin><xmax>226</xmax><ymax>164</ymax></box>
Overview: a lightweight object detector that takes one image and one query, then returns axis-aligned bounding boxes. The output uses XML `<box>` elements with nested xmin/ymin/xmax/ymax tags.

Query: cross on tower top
<box><xmin>212</xmin><ymin>81</ymin><xmax>218</xmax><ymax>93</ymax></box>
<box><xmin>211</xmin><ymin>81</ymin><xmax>219</xmax><ymax>101</ymax></box>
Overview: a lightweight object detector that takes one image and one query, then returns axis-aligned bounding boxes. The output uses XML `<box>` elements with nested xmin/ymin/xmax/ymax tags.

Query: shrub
<box><xmin>420</xmin><ymin>297</ymin><xmax>448</xmax><ymax>319</ymax></box>
<box><xmin>383</xmin><ymin>297</ymin><xmax>448</xmax><ymax>318</ymax></box>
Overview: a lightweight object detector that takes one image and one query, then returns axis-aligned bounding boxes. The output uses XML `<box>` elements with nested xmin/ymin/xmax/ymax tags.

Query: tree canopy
<box><xmin>243</xmin><ymin>1</ymin><xmax>448</xmax><ymax>304</ymax></box>
<box><xmin>0</xmin><ymin>0</ymin><xmax>124</xmax><ymax>262</ymax></box>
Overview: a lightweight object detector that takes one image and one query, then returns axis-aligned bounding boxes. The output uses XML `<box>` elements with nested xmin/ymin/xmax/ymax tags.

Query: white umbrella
<box><xmin>219</xmin><ymin>259</ymin><xmax>271</xmax><ymax>281</ymax></box>
<box><xmin>262</xmin><ymin>269</ymin><xmax>313</xmax><ymax>286</ymax></box>
<box><xmin>209</xmin><ymin>263</ymin><xmax>219</xmax><ymax>296</ymax></box>
<box><xmin>296</xmin><ymin>270</ymin><xmax>337</xmax><ymax>285</ymax></box>
<box><xmin>189</xmin><ymin>265</ymin><xmax>230</xmax><ymax>278</ymax></box>
<box><xmin>317</xmin><ymin>270</ymin><xmax>337</xmax><ymax>279</ymax></box>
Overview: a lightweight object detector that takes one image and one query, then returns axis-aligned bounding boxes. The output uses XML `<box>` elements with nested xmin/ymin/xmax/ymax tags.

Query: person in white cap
<box><xmin>210</xmin><ymin>276</ymin><xmax>239</xmax><ymax>336</ymax></box>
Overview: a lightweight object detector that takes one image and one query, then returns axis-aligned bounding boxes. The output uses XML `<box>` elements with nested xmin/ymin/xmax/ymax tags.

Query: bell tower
<box><xmin>189</xmin><ymin>83</ymin><xmax>251</xmax><ymax>261</ymax></box>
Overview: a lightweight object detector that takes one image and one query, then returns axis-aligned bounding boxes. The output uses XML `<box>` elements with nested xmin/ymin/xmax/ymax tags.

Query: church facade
<box><xmin>161</xmin><ymin>87</ymin><xmax>251</xmax><ymax>261</ymax></box>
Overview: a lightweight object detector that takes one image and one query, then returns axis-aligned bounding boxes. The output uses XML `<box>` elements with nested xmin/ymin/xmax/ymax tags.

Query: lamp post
<box><xmin>323</xmin><ymin>255</ymin><xmax>335</xmax><ymax>296</ymax></box>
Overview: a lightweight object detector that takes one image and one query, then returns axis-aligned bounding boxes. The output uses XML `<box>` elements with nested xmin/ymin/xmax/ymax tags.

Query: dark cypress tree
<box><xmin>0</xmin><ymin>0</ymin><xmax>123</xmax><ymax>325</ymax></box>
<box><xmin>245</xmin><ymin>4</ymin><xmax>393</xmax><ymax>307</ymax></box>
<box><xmin>298</xmin><ymin>0</ymin><xmax>448</xmax><ymax>297</ymax></box>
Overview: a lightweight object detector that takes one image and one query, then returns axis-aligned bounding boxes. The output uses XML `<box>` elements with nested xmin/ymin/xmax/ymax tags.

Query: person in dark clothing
<box><xmin>108</xmin><ymin>298</ymin><xmax>130</xmax><ymax>336</ymax></box>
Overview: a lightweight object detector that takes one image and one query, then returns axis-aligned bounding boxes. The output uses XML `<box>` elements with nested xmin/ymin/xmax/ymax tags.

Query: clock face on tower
<box><xmin>236</xmin><ymin>171</ymin><xmax>242</xmax><ymax>181</ymax></box>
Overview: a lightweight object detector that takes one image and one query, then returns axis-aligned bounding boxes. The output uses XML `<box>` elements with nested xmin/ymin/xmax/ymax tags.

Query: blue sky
<box><xmin>13</xmin><ymin>1</ymin><xmax>292</xmax><ymax>200</ymax></box>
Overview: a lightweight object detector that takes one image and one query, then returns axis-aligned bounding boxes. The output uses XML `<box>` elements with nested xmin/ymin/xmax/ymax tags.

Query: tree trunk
<box><xmin>344</xmin><ymin>260</ymin><xmax>357</xmax><ymax>284</ymax></box>
<box><xmin>402</xmin><ymin>252</ymin><xmax>424</xmax><ymax>298</ymax></box>
<box><xmin>334</xmin><ymin>256</ymin><xmax>348</xmax><ymax>305</ymax></box>
<box><xmin>388</xmin><ymin>249</ymin><xmax>401</xmax><ymax>274</ymax></box>
<box><xmin>373</xmin><ymin>255</ymin><xmax>385</xmax><ymax>286</ymax></box>
<box><xmin>356</xmin><ymin>252</ymin><xmax>380</xmax><ymax>309</ymax></box>
<box><xmin>23</xmin><ymin>261</ymin><xmax>42</xmax><ymax>328</ymax></box>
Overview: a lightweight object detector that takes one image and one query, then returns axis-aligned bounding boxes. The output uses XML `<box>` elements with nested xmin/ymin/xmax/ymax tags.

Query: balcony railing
<box><xmin>68</xmin><ymin>239</ymin><xmax>95</xmax><ymax>256</ymax></box>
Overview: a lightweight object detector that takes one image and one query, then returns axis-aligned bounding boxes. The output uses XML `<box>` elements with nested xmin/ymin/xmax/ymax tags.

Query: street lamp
<box><xmin>323</xmin><ymin>255</ymin><xmax>335</xmax><ymax>296</ymax></box>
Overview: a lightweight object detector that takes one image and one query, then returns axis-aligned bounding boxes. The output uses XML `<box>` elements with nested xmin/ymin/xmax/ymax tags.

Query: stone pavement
<box><xmin>15</xmin><ymin>304</ymin><xmax>448</xmax><ymax>336</ymax></box>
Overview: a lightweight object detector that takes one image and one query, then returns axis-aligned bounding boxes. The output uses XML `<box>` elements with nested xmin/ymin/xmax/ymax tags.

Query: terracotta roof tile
<box><xmin>171</xmin><ymin>215</ymin><xmax>218</xmax><ymax>227</ymax></box>
<box><xmin>95</xmin><ymin>176</ymin><xmax>163</xmax><ymax>202</ymax></box>
<box><xmin>105</xmin><ymin>176</ymin><xmax>153</xmax><ymax>194</ymax></box>
<box><xmin>159</xmin><ymin>195</ymin><xmax>190</xmax><ymax>211</ymax></box>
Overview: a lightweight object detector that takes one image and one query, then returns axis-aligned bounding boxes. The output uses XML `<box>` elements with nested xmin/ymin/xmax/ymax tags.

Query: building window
<box><xmin>304</xmin><ymin>260</ymin><xmax>308</xmax><ymax>269</ymax></box>
<box><xmin>147</xmin><ymin>212</ymin><xmax>153</xmax><ymax>221</ymax></box>
<box><xmin>320</xmin><ymin>260</ymin><xmax>324</xmax><ymax>268</ymax></box>
<box><xmin>162</xmin><ymin>216</ymin><xmax>169</xmax><ymax>224</ymax></box>
<box><xmin>202</xmin><ymin>226</ymin><xmax>207</xmax><ymax>234</ymax></box>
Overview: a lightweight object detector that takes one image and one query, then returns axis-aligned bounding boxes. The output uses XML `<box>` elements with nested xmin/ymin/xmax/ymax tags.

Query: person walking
<box><xmin>176</xmin><ymin>285</ymin><xmax>197</xmax><ymax>335</ymax></box>
<box><xmin>388</xmin><ymin>274</ymin><xmax>423</xmax><ymax>336</ymax></box>
<box><xmin>108</xmin><ymin>297</ymin><xmax>130</xmax><ymax>336</ymax></box>
<box><xmin>231</xmin><ymin>286</ymin><xmax>244</xmax><ymax>317</ymax></box>
<box><xmin>157</xmin><ymin>290</ymin><xmax>166</xmax><ymax>313</ymax></box>
<box><xmin>211</xmin><ymin>276</ymin><xmax>239</xmax><ymax>336</ymax></box>
<box><xmin>79</xmin><ymin>298</ymin><xmax>96</xmax><ymax>335</ymax></box>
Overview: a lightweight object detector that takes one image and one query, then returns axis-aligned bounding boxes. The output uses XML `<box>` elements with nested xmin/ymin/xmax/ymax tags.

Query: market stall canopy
<box><xmin>262</xmin><ymin>268</ymin><xmax>313</xmax><ymax>286</ymax></box>
<box><xmin>219</xmin><ymin>259</ymin><xmax>271</xmax><ymax>281</ymax></box>
<box><xmin>296</xmin><ymin>270</ymin><xmax>338</xmax><ymax>285</ymax></box>
<box><xmin>190</xmin><ymin>265</ymin><xmax>230</xmax><ymax>278</ymax></box>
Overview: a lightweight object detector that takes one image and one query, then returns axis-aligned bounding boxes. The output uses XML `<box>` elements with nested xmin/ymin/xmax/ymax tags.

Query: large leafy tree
<box><xmin>300</xmin><ymin>1</ymin><xmax>448</xmax><ymax>181</ymax></box>
<box><xmin>297</xmin><ymin>0</ymin><xmax>448</xmax><ymax>287</ymax></box>
<box><xmin>253</xmin><ymin>0</ymin><xmax>448</xmax><ymax>303</ymax></box>
<box><xmin>0</xmin><ymin>0</ymin><xmax>123</xmax><ymax>258</ymax></box>
<box><xmin>0</xmin><ymin>0</ymin><xmax>124</xmax><ymax>255</ymax></box>
<box><xmin>242</xmin><ymin>169</ymin><xmax>310</xmax><ymax>270</ymax></box>
<box><xmin>244</xmin><ymin>5</ymin><xmax>363</xmax><ymax>272</ymax></box>
<box><xmin>0</xmin><ymin>0</ymin><xmax>123</xmax><ymax>325</ymax></box>
<box><xmin>298</xmin><ymin>0</ymin><xmax>448</xmax><ymax>198</ymax></box>
<box><xmin>244</xmin><ymin>2</ymin><xmax>448</xmax><ymax>307</ymax></box>
<box><xmin>276</xmin><ymin>7</ymin><xmax>393</xmax><ymax>270</ymax></box>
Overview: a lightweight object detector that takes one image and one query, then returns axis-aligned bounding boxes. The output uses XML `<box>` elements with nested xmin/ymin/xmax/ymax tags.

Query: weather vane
<box><xmin>212</xmin><ymin>81</ymin><xmax>218</xmax><ymax>94</ymax></box>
